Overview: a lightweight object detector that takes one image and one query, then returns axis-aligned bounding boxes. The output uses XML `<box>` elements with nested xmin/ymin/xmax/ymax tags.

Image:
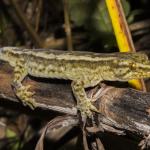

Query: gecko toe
<box><xmin>15</xmin><ymin>85</ymin><xmax>37</xmax><ymax>109</ymax></box>
<box><xmin>78</xmin><ymin>99</ymin><xmax>99</xmax><ymax>118</ymax></box>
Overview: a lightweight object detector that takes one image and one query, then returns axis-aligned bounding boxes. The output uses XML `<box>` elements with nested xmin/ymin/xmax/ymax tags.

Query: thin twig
<box><xmin>63</xmin><ymin>0</ymin><xmax>73</xmax><ymax>51</ymax></box>
<box><xmin>130</xmin><ymin>19</ymin><xmax>150</xmax><ymax>31</ymax></box>
<box><xmin>35</xmin><ymin>0</ymin><xmax>43</xmax><ymax>32</ymax></box>
<box><xmin>9</xmin><ymin>0</ymin><xmax>43</xmax><ymax>47</ymax></box>
<box><xmin>96</xmin><ymin>137</ymin><xmax>105</xmax><ymax>150</ymax></box>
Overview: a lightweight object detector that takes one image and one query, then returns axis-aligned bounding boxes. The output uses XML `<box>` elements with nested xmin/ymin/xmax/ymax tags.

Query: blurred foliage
<box><xmin>68</xmin><ymin>0</ymin><xmax>130</xmax><ymax>30</ymax></box>
<box><xmin>68</xmin><ymin>0</ymin><xmax>130</xmax><ymax>49</ymax></box>
<box><xmin>0</xmin><ymin>0</ymin><xmax>149</xmax><ymax>50</ymax></box>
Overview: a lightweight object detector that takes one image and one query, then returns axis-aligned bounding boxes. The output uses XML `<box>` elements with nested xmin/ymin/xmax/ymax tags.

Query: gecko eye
<box><xmin>129</xmin><ymin>62</ymin><xmax>136</xmax><ymax>69</ymax></box>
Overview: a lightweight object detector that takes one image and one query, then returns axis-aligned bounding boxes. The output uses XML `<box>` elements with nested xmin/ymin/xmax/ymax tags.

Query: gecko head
<box><xmin>112</xmin><ymin>52</ymin><xmax>150</xmax><ymax>81</ymax></box>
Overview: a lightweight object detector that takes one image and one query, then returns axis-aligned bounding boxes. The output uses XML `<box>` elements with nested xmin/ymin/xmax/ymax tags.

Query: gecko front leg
<box><xmin>71</xmin><ymin>81</ymin><xmax>99</xmax><ymax>118</ymax></box>
<box><xmin>12</xmin><ymin>61</ymin><xmax>36</xmax><ymax>109</ymax></box>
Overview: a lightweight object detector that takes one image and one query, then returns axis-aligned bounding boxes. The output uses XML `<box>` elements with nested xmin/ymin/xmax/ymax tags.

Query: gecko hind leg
<box><xmin>71</xmin><ymin>81</ymin><xmax>99</xmax><ymax>119</ymax></box>
<box><xmin>12</xmin><ymin>62</ymin><xmax>36</xmax><ymax>109</ymax></box>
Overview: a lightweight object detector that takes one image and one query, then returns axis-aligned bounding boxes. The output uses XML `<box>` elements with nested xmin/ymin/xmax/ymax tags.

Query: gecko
<box><xmin>0</xmin><ymin>47</ymin><xmax>150</xmax><ymax>117</ymax></box>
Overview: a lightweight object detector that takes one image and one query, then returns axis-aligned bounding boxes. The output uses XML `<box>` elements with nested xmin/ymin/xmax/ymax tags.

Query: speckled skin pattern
<box><xmin>0</xmin><ymin>47</ymin><xmax>150</xmax><ymax>117</ymax></box>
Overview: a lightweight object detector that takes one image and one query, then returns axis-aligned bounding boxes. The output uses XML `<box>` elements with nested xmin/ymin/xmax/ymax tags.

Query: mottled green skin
<box><xmin>1</xmin><ymin>47</ymin><xmax>150</xmax><ymax>117</ymax></box>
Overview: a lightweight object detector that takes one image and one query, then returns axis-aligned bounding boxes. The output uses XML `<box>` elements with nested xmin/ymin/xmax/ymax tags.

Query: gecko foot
<box><xmin>78</xmin><ymin>99</ymin><xmax>99</xmax><ymax>118</ymax></box>
<box><xmin>15</xmin><ymin>85</ymin><xmax>37</xmax><ymax>109</ymax></box>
